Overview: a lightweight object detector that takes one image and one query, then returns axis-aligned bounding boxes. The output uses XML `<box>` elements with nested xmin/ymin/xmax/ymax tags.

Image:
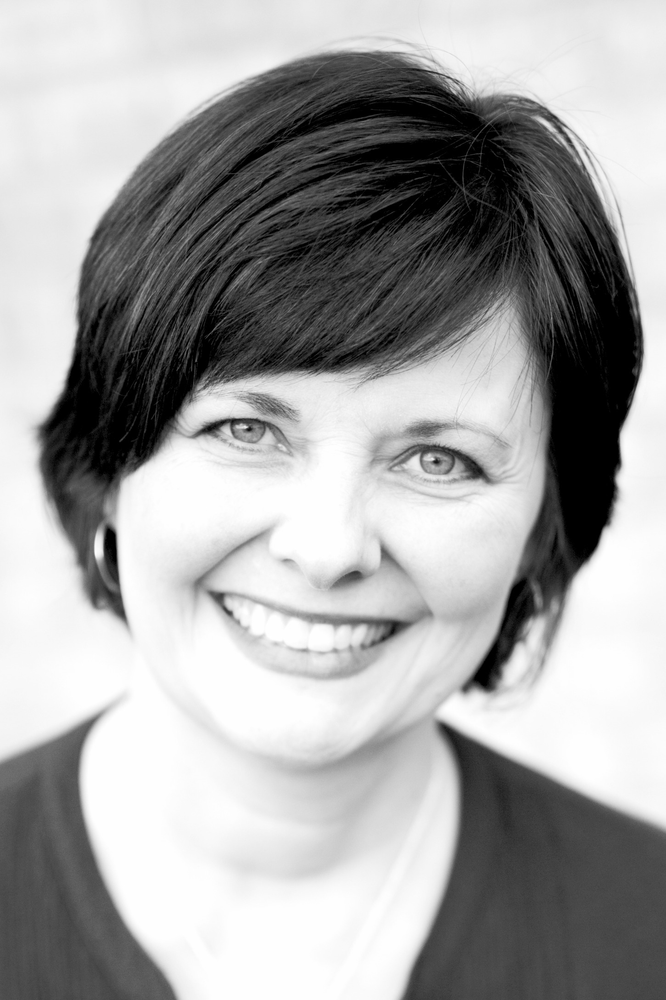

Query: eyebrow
<box><xmin>224</xmin><ymin>390</ymin><xmax>511</xmax><ymax>450</ymax></box>
<box><xmin>232</xmin><ymin>390</ymin><xmax>301</xmax><ymax>422</ymax></box>
<box><xmin>401</xmin><ymin>419</ymin><xmax>511</xmax><ymax>450</ymax></box>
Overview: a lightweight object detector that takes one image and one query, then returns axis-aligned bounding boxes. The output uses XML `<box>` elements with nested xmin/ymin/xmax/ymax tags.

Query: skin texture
<box><xmin>108</xmin><ymin>308</ymin><xmax>548</xmax><ymax>767</ymax></box>
<box><xmin>80</xmin><ymin>308</ymin><xmax>549</xmax><ymax>998</ymax></box>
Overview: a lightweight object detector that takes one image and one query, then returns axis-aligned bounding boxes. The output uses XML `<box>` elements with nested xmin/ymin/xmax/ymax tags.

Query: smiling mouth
<box><xmin>219</xmin><ymin>594</ymin><xmax>397</xmax><ymax>653</ymax></box>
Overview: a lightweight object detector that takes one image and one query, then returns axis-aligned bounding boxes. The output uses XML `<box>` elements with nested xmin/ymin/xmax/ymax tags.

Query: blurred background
<box><xmin>1</xmin><ymin>0</ymin><xmax>665</xmax><ymax>822</ymax></box>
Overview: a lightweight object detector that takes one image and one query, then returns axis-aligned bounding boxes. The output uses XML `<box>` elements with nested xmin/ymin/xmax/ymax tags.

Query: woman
<box><xmin>1</xmin><ymin>48</ymin><xmax>664</xmax><ymax>1000</ymax></box>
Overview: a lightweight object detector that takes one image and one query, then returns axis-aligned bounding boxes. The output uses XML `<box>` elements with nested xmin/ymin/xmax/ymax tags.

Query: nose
<box><xmin>267</xmin><ymin>458</ymin><xmax>381</xmax><ymax>590</ymax></box>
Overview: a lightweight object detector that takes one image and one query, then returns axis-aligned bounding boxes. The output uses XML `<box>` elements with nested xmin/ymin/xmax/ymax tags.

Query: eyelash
<box><xmin>201</xmin><ymin>419</ymin><xmax>485</xmax><ymax>485</ymax></box>
<box><xmin>203</xmin><ymin>418</ymin><xmax>287</xmax><ymax>453</ymax></box>
<box><xmin>394</xmin><ymin>446</ymin><xmax>484</xmax><ymax>485</ymax></box>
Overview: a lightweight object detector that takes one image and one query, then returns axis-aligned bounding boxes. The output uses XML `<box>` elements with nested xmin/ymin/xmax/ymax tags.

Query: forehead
<box><xmin>191</xmin><ymin>308</ymin><xmax>546</xmax><ymax>440</ymax></box>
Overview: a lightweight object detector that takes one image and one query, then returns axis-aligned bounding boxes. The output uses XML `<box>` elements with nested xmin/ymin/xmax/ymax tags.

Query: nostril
<box><xmin>268</xmin><ymin>518</ymin><xmax>381</xmax><ymax>588</ymax></box>
<box><xmin>303</xmin><ymin>567</ymin><xmax>367</xmax><ymax>592</ymax></box>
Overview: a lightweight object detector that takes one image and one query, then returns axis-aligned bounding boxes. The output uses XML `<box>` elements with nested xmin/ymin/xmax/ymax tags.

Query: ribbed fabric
<box><xmin>1</xmin><ymin>718</ymin><xmax>666</xmax><ymax>999</ymax></box>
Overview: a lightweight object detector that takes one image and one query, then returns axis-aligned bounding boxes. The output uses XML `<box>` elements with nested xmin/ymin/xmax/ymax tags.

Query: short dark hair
<box><xmin>39</xmin><ymin>48</ymin><xmax>642</xmax><ymax>690</ymax></box>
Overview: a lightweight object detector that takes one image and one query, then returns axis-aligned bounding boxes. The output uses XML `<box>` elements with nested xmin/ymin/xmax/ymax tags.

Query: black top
<box><xmin>1</xmin><ymin>718</ymin><xmax>666</xmax><ymax>999</ymax></box>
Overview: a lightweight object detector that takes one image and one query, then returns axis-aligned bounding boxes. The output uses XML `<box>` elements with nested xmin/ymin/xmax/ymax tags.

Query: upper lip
<box><xmin>212</xmin><ymin>591</ymin><xmax>407</xmax><ymax>627</ymax></box>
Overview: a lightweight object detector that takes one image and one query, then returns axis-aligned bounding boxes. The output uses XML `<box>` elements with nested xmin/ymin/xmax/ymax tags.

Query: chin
<box><xmin>201</xmin><ymin>699</ymin><xmax>384</xmax><ymax>768</ymax></box>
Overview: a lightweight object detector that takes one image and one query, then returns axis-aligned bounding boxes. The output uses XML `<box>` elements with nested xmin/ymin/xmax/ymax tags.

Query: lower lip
<box><xmin>215</xmin><ymin>600</ymin><xmax>398</xmax><ymax>680</ymax></box>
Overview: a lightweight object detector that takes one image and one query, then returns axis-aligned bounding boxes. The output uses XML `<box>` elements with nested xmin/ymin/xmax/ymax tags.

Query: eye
<box><xmin>228</xmin><ymin>418</ymin><xmax>267</xmax><ymax>444</ymax></box>
<box><xmin>202</xmin><ymin>417</ymin><xmax>288</xmax><ymax>454</ymax></box>
<box><xmin>417</xmin><ymin>448</ymin><xmax>456</xmax><ymax>475</ymax></box>
<box><xmin>396</xmin><ymin>446</ymin><xmax>481</xmax><ymax>484</ymax></box>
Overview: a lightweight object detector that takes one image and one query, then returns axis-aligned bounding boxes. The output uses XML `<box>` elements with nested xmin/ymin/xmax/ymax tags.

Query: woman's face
<box><xmin>110</xmin><ymin>310</ymin><xmax>548</xmax><ymax>765</ymax></box>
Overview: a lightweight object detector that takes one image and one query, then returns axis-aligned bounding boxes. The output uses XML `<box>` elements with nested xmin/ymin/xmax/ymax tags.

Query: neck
<box><xmin>84</xmin><ymin>668</ymin><xmax>449</xmax><ymax>884</ymax></box>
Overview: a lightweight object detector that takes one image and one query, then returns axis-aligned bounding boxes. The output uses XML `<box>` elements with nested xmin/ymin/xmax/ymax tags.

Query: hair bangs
<box><xmin>197</xmin><ymin>218</ymin><xmax>517</xmax><ymax>389</ymax></box>
<box><xmin>94</xmin><ymin>121</ymin><xmax>521</xmax><ymax>469</ymax></box>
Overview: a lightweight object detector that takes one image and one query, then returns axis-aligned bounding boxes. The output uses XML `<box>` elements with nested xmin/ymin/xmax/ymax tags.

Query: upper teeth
<box><xmin>221</xmin><ymin>595</ymin><xmax>393</xmax><ymax>653</ymax></box>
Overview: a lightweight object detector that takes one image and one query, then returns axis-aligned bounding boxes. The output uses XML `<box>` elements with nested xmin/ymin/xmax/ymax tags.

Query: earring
<box><xmin>93</xmin><ymin>521</ymin><xmax>121</xmax><ymax>594</ymax></box>
<box><xmin>527</xmin><ymin>577</ymin><xmax>544</xmax><ymax>617</ymax></box>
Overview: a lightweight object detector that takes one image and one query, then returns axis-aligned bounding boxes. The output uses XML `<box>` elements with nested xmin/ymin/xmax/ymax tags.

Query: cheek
<box><xmin>394</xmin><ymin>505</ymin><xmax>530</xmax><ymax>623</ymax></box>
<box><xmin>115</xmin><ymin>460</ymin><xmax>275</xmax><ymax>589</ymax></box>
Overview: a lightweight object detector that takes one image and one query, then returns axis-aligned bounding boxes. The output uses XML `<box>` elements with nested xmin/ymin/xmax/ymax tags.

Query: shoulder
<box><xmin>0</xmin><ymin>720</ymin><xmax>97</xmax><ymax>947</ymax></box>
<box><xmin>0</xmin><ymin>721</ymin><xmax>95</xmax><ymax>852</ymax></box>
<box><xmin>445</xmin><ymin>724</ymin><xmax>666</xmax><ymax>993</ymax></box>
<box><xmin>448</xmin><ymin>720</ymin><xmax>664</xmax><ymax>818</ymax></box>
<box><xmin>455</xmin><ymin>725</ymin><xmax>666</xmax><ymax>854</ymax></box>
<box><xmin>447</xmin><ymin>723</ymin><xmax>666</xmax><ymax>876</ymax></box>
<box><xmin>0</xmin><ymin>720</ymin><xmax>92</xmax><ymax>791</ymax></box>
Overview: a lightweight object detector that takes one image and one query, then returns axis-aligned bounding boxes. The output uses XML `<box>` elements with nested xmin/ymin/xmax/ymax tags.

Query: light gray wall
<box><xmin>2</xmin><ymin>0</ymin><xmax>665</xmax><ymax>822</ymax></box>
